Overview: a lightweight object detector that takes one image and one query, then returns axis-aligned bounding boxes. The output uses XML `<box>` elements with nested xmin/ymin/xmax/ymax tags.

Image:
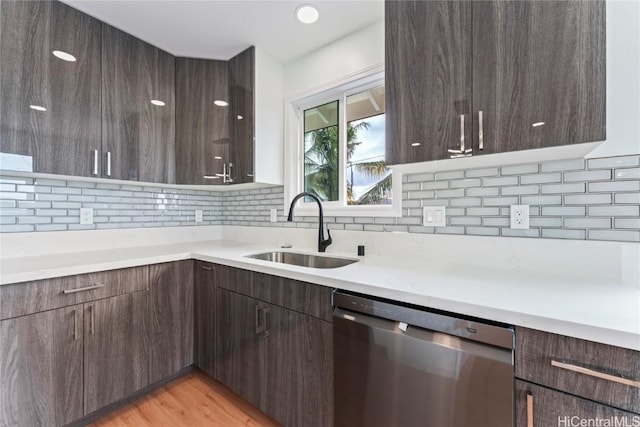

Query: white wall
<box><xmin>283</xmin><ymin>20</ymin><xmax>384</xmax><ymax>98</ymax></box>
<box><xmin>587</xmin><ymin>0</ymin><xmax>640</xmax><ymax>158</ymax></box>
<box><xmin>254</xmin><ymin>47</ymin><xmax>285</xmax><ymax>185</ymax></box>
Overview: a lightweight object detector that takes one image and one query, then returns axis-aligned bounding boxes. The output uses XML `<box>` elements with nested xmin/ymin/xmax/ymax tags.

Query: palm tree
<box><xmin>305</xmin><ymin>117</ymin><xmax>391</xmax><ymax>204</ymax></box>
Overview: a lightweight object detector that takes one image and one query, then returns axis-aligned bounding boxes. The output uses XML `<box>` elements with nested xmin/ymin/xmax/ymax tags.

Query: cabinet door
<box><xmin>385</xmin><ymin>1</ymin><xmax>472</xmax><ymax>164</ymax></box>
<box><xmin>473</xmin><ymin>1</ymin><xmax>606</xmax><ymax>155</ymax></box>
<box><xmin>0</xmin><ymin>0</ymin><xmax>102</xmax><ymax>176</ymax></box>
<box><xmin>228</xmin><ymin>46</ymin><xmax>255</xmax><ymax>184</ymax></box>
<box><xmin>215</xmin><ymin>289</ymin><xmax>263</xmax><ymax>409</ymax></box>
<box><xmin>176</xmin><ymin>58</ymin><xmax>229</xmax><ymax>185</ymax></box>
<box><xmin>515</xmin><ymin>380</ymin><xmax>638</xmax><ymax>427</ymax></box>
<box><xmin>84</xmin><ymin>292</ymin><xmax>150</xmax><ymax>414</ymax></box>
<box><xmin>263</xmin><ymin>304</ymin><xmax>333</xmax><ymax>427</ymax></box>
<box><xmin>149</xmin><ymin>261</ymin><xmax>194</xmax><ymax>383</ymax></box>
<box><xmin>0</xmin><ymin>306</ymin><xmax>83</xmax><ymax>427</ymax></box>
<box><xmin>194</xmin><ymin>262</ymin><xmax>216</xmax><ymax>377</ymax></box>
<box><xmin>102</xmin><ymin>24</ymin><xmax>175</xmax><ymax>183</ymax></box>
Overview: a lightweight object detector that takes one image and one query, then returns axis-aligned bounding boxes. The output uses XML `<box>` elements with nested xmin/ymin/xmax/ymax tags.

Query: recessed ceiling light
<box><xmin>295</xmin><ymin>4</ymin><xmax>319</xmax><ymax>24</ymax></box>
<box><xmin>532</xmin><ymin>122</ymin><xmax>545</xmax><ymax>127</ymax></box>
<box><xmin>411</xmin><ymin>142</ymin><xmax>421</xmax><ymax>147</ymax></box>
<box><xmin>150</xmin><ymin>99</ymin><xmax>166</xmax><ymax>106</ymax></box>
<box><xmin>29</xmin><ymin>105</ymin><xmax>47</xmax><ymax>112</ymax></box>
<box><xmin>52</xmin><ymin>50</ymin><xmax>76</xmax><ymax>62</ymax></box>
<box><xmin>214</xmin><ymin>100</ymin><xmax>228</xmax><ymax>107</ymax></box>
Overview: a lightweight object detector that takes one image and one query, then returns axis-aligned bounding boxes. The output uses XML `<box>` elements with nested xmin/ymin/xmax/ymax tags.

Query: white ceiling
<box><xmin>61</xmin><ymin>0</ymin><xmax>384</xmax><ymax>64</ymax></box>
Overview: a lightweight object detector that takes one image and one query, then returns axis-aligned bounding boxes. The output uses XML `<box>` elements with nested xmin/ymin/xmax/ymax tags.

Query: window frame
<box><xmin>283</xmin><ymin>67</ymin><xmax>402</xmax><ymax>218</ymax></box>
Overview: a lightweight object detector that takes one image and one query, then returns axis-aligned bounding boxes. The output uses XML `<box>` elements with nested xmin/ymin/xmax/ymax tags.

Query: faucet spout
<box><xmin>287</xmin><ymin>192</ymin><xmax>332</xmax><ymax>253</ymax></box>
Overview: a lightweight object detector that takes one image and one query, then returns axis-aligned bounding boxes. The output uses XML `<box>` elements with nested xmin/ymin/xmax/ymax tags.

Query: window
<box><xmin>297</xmin><ymin>80</ymin><xmax>393</xmax><ymax>211</ymax></box>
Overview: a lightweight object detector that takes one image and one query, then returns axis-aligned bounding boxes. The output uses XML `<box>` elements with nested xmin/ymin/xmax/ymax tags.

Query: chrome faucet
<box><xmin>287</xmin><ymin>192</ymin><xmax>332</xmax><ymax>253</ymax></box>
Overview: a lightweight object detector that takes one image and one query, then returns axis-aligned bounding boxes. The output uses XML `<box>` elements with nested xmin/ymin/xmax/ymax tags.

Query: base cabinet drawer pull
<box><xmin>262</xmin><ymin>307</ymin><xmax>270</xmax><ymax>337</ymax></box>
<box><xmin>62</xmin><ymin>284</ymin><xmax>105</xmax><ymax>294</ymax></box>
<box><xmin>551</xmin><ymin>359</ymin><xmax>640</xmax><ymax>388</ymax></box>
<box><xmin>72</xmin><ymin>308</ymin><xmax>78</xmax><ymax>340</ymax></box>
<box><xmin>255</xmin><ymin>304</ymin><xmax>264</xmax><ymax>335</ymax></box>
<box><xmin>526</xmin><ymin>392</ymin><xmax>533</xmax><ymax>427</ymax></box>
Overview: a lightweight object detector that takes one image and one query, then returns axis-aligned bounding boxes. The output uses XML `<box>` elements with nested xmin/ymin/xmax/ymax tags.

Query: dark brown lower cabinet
<box><xmin>515</xmin><ymin>380</ymin><xmax>639</xmax><ymax>427</ymax></box>
<box><xmin>84</xmin><ymin>291</ymin><xmax>150</xmax><ymax>414</ymax></box>
<box><xmin>194</xmin><ymin>261</ymin><xmax>217</xmax><ymax>378</ymax></box>
<box><xmin>216</xmin><ymin>285</ymin><xmax>332</xmax><ymax>427</ymax></box>
<box><xmin>215</xmin><ymin>289</ymin><xmax>263</xmax><ymax>408</ymax></box>
<box><xmin>149</xmin><ymin>261</ymin><xmax>194</xmax><ymax>383</ymax></box>
<box><xmin>0</xmin><ymin>306</ymin><xmax>83</xmax><ymax>427</ymax></box>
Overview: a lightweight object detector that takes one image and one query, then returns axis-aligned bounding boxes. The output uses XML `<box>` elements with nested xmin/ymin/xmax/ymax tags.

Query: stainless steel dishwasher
<box><xmin>333</xmin><ymin>290</ymin><xmax>514</xmax><ymax>427</ymax></box>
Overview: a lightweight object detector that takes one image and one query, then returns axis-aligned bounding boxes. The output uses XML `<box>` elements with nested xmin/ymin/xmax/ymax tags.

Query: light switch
<box><xmin>423</xmin><ymin>206</ymin><xmax>446</xmax><ymax>227</ymax></box>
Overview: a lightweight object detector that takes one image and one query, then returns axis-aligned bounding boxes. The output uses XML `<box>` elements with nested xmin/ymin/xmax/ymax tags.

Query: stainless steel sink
<box><xmin>245</xmin><ymin>251</ymin><xmax>358</xmax><ymax>269</ymax></box>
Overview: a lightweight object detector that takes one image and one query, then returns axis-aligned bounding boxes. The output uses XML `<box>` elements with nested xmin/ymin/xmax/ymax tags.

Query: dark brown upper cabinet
<box><xmin>175</xmin><ymin>57</ymin><xmax>230</xmax><ymax>185</ymax></box>
<box><xmin>385</xmin><ymin>0</ymin><xmax>606</xmax><ymax>165</ymax></box>
<box><xmin>102</xmin><ymin>24</ymin><xmax>176</xmax><ymax>183</ymax></box>
<box><xmin>228</xmin><ymin>47</ymin><xmax>255</xmax><ymax>184</ymax></box>
<box><xmin>175</xmin><ymin>48</ymin><xmax>256</xmax><ymax>185</ymax></box>
<box><xmin>0</xmin><ymin>0</ymin><xmax>102</xmax><ymax>176</ymax></box>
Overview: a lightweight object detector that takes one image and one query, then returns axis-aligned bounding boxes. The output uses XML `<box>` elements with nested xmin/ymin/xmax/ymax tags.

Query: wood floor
<box><xmin>90</xmin><ymin>371</ymin><xmax>280</xmax><ymax>427</ymax></box>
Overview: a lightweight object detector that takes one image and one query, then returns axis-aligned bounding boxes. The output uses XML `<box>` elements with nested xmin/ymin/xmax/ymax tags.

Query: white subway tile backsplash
<box><xmin>588</xmin><ymin>181</ymin><xmax>640</xmax><ymax>193</ymax></box>
<box><xmin>563</xmin><ymin>170</ymin><xmax>612</xmax><ymax>182</ymax></box>
<box><xmin>541</xmin><ymin>183</ymin><xmax>586</xmax><ymax>194</ymax></box>
<box><xmin>588</xmin><ymin>156</ymin><xmax>639</xmax><ymax>169</ymax></box>
<box><xmin>589</xmin><ymin>229</ymin><xmax>640</xmax><ymax>242</ymax></box>
<box><xmin>614</xmin><ymin>168</ymin><xmax>640</xmax><ymax>180</ymax></box>
<box><xmin>0</xmin><ymin>154</ymin><xmax>637</xmax><ymax>242</ymax></box>
<box><xmin>541</xmin><ymin>159</ymin><xmax>585</xmax><ymax>172</ymax></box>
<box><xmin>588</xmin><ymin>206</ymin><xmax>640</xmax><ymax>217</ymax></box>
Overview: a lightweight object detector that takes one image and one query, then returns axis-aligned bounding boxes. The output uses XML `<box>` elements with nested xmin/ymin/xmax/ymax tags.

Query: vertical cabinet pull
<box><xmin>262</xmin><ymin>307</ymin><xmax>270</xmax><ymax>337</ymax></box>
<box><xmin>89</xmin><ymin>305</ymin><xmax>95</xmax><ymax>335</ymax></box>
<box><xmin>106</xmin><ymin>152</ymin><xmax>112</xmax><ymax>177</ymax></box>
<box><xmin>448</xmin><ymin>114</ymin><xmax>472</xmax><ymax>157</ymax></box>
<box><xmin>72</xmin><ymin>308</ymin><xmax>78</xmax><ymax>340</ymax></box>
<box><xmin>526</xmin><ymin>392</ymin><xmax>534</xmax><ymax>427</ymax></box>
<box><xmin>459</xmin><ymin>114</ymin><xmax>465</xmax><ymax>152</ymax></box>
<box><xmin>255</xmin><ymin>304</ymin><xmax>264</xmax><ymax>335</ymax></box>
<box><xmin>92</xmin><ymin>150</ymin><xmax>99</xmax><ymax>176</ymax></box>
<box><xmin>478</xmin><ymin>110</ymin><xmax>484</xmax><ymax>150</ymax></box>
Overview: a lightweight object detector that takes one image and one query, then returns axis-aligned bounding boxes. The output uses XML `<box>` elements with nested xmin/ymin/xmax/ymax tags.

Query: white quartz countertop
<box><xmin>1</xmin><ymin>238</ymin><xmax>638</xmax><ymax>351</ymax></box>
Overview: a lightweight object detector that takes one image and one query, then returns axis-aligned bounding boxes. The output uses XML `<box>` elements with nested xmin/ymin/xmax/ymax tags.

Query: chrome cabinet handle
<box><xmin>478</xmin><ymin>110</ymin><xmax>484</xmax><ymax>150</ymax></box>
<box><xmin>447</xmin><ymin>114</ymin><xmax>472</xmax><ymax>158</ymax></box>
<box><xmin>62</xmin><ymin>284</ymin><xmax>104</xmax><ymax>294</ymax></box>
<box><xmin>551</xmin><ymin>360</ymin><xmax>640</xmax><ymax>388</ymax></box>
<box><xmin>222</xmin><ymin>163</ymin><xmax>227</xmax><ymax>184</ymax></box>
<box><xmin>460</xmin><ymin>114</ymin><xmax>465</xmax><ymax>152</ymax></box>
<box><xmin>92</xmin><ymin>150</ymin><xmax>99</xmax><ymax>176</ymax></box>
<box><xmin>526</xmin><ymin>392</ymin><xmax>533</xmax><ymax>427</ymax></box>
<box><xmin>106</xmin><ymin>152</ymin><xmax>112</xmax><ymax>177</ymax></box>
<box><xmin>255</xmin><ymin>304</ymin><xmax>264</xmax><ymax>335</ymax></box>
<box><xmin>262</xmin><ymin>307</ymin><xmax>270</xmax><ymax>337</ymax></box>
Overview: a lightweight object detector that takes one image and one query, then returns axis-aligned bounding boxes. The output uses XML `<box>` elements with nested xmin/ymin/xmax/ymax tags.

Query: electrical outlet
<box><xmin>195</xmin><ymin>210</ymin><xmax>203</xmax><ymax>223</ymax></box>
<box><xmin>270</xmin><ymin>209</ymin><xmax>278</xmax><ymax>223</ymax></box>
<box><xmin>80</xmin><ymin>208</ymin><xmax>93</xmax><ymax>225</ymax></box>
<box><xmin>423</xmin><ymin>206</ymin><xmax>446</xmax><ymax>227</ymax></box>
<box><xmin>510</xmin><ymin>205</ymin><xmax>530</xmax><ymax>229</ymax></box>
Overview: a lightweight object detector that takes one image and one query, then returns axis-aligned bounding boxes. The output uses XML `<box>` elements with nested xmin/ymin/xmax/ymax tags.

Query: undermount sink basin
<box><xmin>245</xmin><ymin>251</ymin><xmax>358</xmax><ymax>269</ymax></box>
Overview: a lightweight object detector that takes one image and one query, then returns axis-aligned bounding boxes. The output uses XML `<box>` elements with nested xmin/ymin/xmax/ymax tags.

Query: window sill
<box><xmin>290</xmin><ymin>203</ymin><xmax>402</xmax><ymax>218</ymax></box>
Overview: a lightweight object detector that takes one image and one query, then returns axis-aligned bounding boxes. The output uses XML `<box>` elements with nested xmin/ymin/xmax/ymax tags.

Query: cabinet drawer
<box><xmin>515</xmin><ymin>326</ymin><xmax>640</xmax><ymax>413</ymax></box>
<box><xmin>516</xmin><ymin>380</ymin><xmax>639</xmax><ymax>427</ymax></box>
<box><xmin>211</xmin><ymin>264</ymin><xmax>333</xmax><ymax>321</ymax></box>
<box><xmin>0</xmin><ymin>266</ymin><xmax>149</xmax><ymax>320</ymax></box>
